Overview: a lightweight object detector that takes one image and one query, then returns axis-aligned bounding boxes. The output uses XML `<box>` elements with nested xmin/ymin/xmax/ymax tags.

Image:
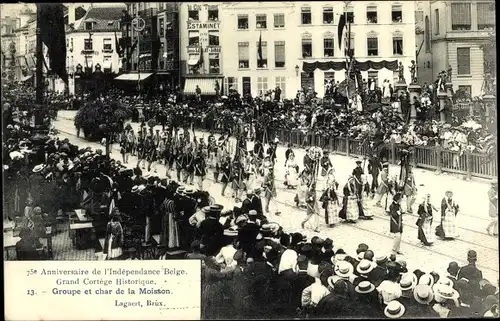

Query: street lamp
<box><xmin>295</xmin><ymin>65</ymin><xmax>300</xmax><ymax>76</ymax></box>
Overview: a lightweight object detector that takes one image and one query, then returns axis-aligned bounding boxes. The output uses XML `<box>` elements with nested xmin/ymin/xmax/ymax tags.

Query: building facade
<box><xmin>178</xmin><ymin>2</ymin><xmax>224</xmax><ymax>95</ymax></box>
<box><xmin>177</xmin><ymin>1</ymin><xmax>417</xmax><ymax>99</ymax></box>
<box><xmin>428</xmin><ymin>0</ymin><xmax>494</xmax><ymax>97</ymax></box>
<box><xmin>122</xmin><ymin>2</ymin><xmax>181</xmax><ymax>89</ymax></box>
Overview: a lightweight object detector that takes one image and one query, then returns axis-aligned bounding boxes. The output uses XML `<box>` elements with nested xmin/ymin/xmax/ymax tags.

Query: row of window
<box><xmin>235</xmin><ymin>36</ymin><xmax>404</xmax><ymax>69</ymax></box>
<box><xmin>188</xmin><ymin>30</ymin><xmax>219</xmax><ymax>46</ymax></box>
<box><xmin>188</xmin><ymin>8</ymin><xmax>219</xmax><ymax>22</ymax></box>
<box><xmin>236</xmin><ymin>6</ymin><xmax>403</xmax><ymax>30</ymax></box>
<box><xmin>436</xmin><ymin>2</ymin><xmax>495</xmax><ymax>33</ymax></box>
<box><xmin>83</xmin><ymin>38</ymin><xmax>113</xmax><ymax>51</ymax></box>
<box><xmin>225</xmin><ymin>76</ymin><xmax>287</xmax><ymax>98</ymax></box>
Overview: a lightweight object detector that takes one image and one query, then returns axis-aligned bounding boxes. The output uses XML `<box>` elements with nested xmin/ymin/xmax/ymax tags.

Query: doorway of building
<box><xmin>243</xmin><ymin>77</ymin><xmax>251</xmax><ymax>96</ymax></box>
<box><xmin>301</xmin><ymin>72</ymin><xmax>314</xmax><ymax>92</ymax></box>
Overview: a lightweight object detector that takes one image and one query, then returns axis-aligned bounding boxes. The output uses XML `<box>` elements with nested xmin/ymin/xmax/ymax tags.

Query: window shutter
<box><xmin>477</xmin><ymin>3</ymin><xmax>495</xmax><ymax>25</ymax></box>
<box><xmin>451</xmin><ymin>3</ymin><xmax>471</xmax><ymax>25</ymax></box>
<box><xmin>238</xmin><ymin>42</ymin><xmax>249</xmax><ymax>60</ymax></box>
<box><xmin>275</xmin><ymin>41</ymin><xmax>285</xmax><ymax>63</ymax></box>
<box><xmin>457</xmin><ymin>48</ymin><xmax>470</xmax><ymax>75</ymax></box>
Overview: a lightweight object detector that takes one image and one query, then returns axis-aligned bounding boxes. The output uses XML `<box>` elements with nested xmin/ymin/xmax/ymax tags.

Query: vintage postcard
<box><xmin>2</xmin><ymin>1</ymin><xmax>498</xmax><ymax>320</ymax></box>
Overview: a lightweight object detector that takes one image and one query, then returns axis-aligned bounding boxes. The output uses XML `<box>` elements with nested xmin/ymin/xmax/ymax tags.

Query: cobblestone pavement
<box><xmin>53</xmin><ymin>111</ymin><xmax>499</xmax><ymax>282</ymax></box>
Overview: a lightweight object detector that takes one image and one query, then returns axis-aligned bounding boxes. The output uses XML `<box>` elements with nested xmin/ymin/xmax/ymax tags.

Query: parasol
<box><xmin>336</xmin><ymin>78</ymin><xmax>357</xmax><ymax>99</ymax></box>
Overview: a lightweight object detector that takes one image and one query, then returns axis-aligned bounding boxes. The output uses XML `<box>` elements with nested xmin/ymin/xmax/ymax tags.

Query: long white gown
<box><xmin>286</xmin><ymin>159</ymin><xmax>299</xmax><ymax>188</ymax></box>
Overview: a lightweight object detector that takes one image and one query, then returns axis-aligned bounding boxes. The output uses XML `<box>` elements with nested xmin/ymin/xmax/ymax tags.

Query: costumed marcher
<box><xmin>220</xmin><ymin>156</ymin><xmax>231</xmax><ymax>197</ymax></box>
<box><xmin>262</xmin><ymin>168</ymin><xmax>279</xmax><ymax>216</ymax></box>
<box><xmin>320</xmin><ymin>150</ymin><xmax>333</xmax><ymax>190</ymax></box>
<box><xmin>375</xmin><ymin>163</ymin><xmax>392</xmax><ymax>208</ymax></box>
<box><xmin>231</xmin><ymin>159</ymin><xmax>244</xmax><ymax>202</ymax></box>
<box><xmin>416</xmin><ymin>192</ymin><xmax>436</xmax><ymax>246</ymax></box>
<box><xmin>389</xmin><ymin>192</ymin><xmax>404</xmax><ymax>255</ymax></box>
<box><xmin>301</xmin><ymin>183</ymin><xmax>320</xmax><ymax>232</ymax></box>
<box><xmin>193</xmin><ymin>150</ymin><xmax>207</xmax><ymax>191</ymax></box>
<box><xmin>285</xmin><ymin>151</ymin><xmax>299</xmax><ymax>189</ymax></box>
<box><xmin>339</xmin><ymin>175</ymin><xmax>360</xmax><ymax>223</ymax></box>
<box><xmin>368</xmin><ymin>153</ymin><xmax>382</xmax><ymax>198</ymax></box>
<box><xmin>403</xmin><ymin>165</ymin><xmax>417</xmax><ymax>213</ymax></box>
<box><xmin>296</xmin><ymin>168</ymin><xmax>311</xmax><ymax>208</ymax></box>
<box><xmin>437</xmin><ymin>191</ymin><xmax>459</xmax><ymax>239</ymax></box>
<box><xmin>486</xmin><ymin>179</ymin><xmax>498</xmax><ymax>236</ymax></box>
<box><xmin>319</xmin><ymin>179</ymin><xmax>340</xmax><ymax>228</ymax></box>
<box><xmin>103</xmin><ymin>212</ymin><xmax>124</xmax><ymax>260</ymax></box>
<box><xmin>183</xmin><ymin>147</ymin><xmax>195</xmax><ymax>185</ymax></box>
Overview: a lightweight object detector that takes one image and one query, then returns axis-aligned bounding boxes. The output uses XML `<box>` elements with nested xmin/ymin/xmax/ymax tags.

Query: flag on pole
<box><xmin>114</xmin><ymin>30</ymin><xmax>124</xmax><ymax>58</ymax></box>
<box><xmin>257</xmin><ymin>32</ymin><xmax>263</xmax><ymax>67</ymax></box>
<box><xmin>338</xmin><ymin>13</ymin><xmax>346</xmax><ymax>49</ymax></box>
<box><xmin>36</xmin><ymin>4</ymin><xmax>68</xmax><ymax>84</ymax></box>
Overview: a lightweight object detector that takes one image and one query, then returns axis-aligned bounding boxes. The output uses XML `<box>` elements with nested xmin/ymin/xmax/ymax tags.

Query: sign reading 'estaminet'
<box><xmin>5</xmin><ymin>261</ymin><xmax>201</xmax><ymax>320</ymax></box>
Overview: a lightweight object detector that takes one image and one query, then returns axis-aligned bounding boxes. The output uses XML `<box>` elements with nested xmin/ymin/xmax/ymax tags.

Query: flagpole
<box><xmin>32</xmin><ymin>4</ymin><xmax>49</xmax><ymax>163</ymax></box>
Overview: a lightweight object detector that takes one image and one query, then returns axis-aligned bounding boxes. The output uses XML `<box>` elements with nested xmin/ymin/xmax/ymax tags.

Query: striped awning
<box><xmin>114</xmin><ymin>73</ymin><xmax>152</xmax><ymax>81</ymax></box>
<box><xmin>19</xmin><ymin>75</ymin><xmax>33</xmax><ymax>82</ymax></box>
<box><xmin>183</xmin><ymin>78</ymin><xmax>220</xmax><ymax>95</ymax></box>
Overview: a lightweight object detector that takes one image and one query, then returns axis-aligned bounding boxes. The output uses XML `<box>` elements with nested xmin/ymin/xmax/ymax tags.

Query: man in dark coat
<box><xmin>368</xmin><ymin>153</ymin><xmax>382</xmax><ymax>197</ymax></box>
<box><xmin>197</xmin><ymin>208</ymin><xmax>224</xmax><ymax>256</ymax></box>
<box><xmin>390</xmin><ymin>193</ymin><xmax>404</xmax><ymax>255</ymax></box>
<box><xmin>457</xmin><ymin>250</ymin><xmax>483</xmax><ymax>296</ymax></box>
<box><xmin>238</xmin><ymin>211</ymin><xmax>260</xmax><ymax>258</ymax></box>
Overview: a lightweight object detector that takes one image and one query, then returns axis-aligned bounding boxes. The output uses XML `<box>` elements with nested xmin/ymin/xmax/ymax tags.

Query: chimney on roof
<box><xmin>68</xmin><ymin>3</ymin><xmax>76</xmax><ymax>25</ymax></box>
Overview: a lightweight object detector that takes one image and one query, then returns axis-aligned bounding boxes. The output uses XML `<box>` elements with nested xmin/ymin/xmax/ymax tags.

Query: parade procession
<box><xmin>2</xmin><ymin>1</ymin><xmax>498</xmax><ymax>319</ymax></box>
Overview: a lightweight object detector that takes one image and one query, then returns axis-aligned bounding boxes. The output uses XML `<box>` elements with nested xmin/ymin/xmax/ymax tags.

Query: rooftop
<box><xmin>74</xmin><ymin>5</ymin><xmax>126</xmax><ymax>32</ymax></box>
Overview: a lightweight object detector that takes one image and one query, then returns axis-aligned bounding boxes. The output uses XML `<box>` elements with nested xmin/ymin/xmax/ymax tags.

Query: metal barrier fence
<box><xmin>194</xmin><ymin>121</ymin><xmax>497</xmax><ymax>180</ymax></box>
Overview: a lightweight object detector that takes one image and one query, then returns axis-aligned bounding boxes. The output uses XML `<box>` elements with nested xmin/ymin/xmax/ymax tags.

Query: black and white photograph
<box><xmin>2</xmin><ymin>1</ymin><xmax>498</xmax><ymax>319</ymax></box>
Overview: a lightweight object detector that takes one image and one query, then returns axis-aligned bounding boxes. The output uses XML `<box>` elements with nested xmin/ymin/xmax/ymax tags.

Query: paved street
<box><xmin>53</xmin><ymin>111</ymin><xmax>498</xmax><ymax>281</ymax></box>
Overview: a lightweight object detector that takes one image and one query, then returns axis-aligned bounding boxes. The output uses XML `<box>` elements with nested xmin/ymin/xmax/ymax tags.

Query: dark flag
<box><xmin>129</xmin><ymin>39</ymin><xmax>138</xmax><ymax>56</ymax></box>
<box><xmin>114</xmin><ymin>30</ymin><xmax>124</xmax><ymax>58</ymax></box>
<box><xmin>195</xmin><ymin>45</ymin><xmax>204</xmax><ymax>69</ymax></box>
<box><xmin>257</xmin><ymin>32</ymin><xmax>263</xmax><ymax>67</ymax></box>
<box><xmin>338</xmin><ymin>13</ymin><xmax>346</xmax><ymax>50</ymax></box>
<box><xmin>36</xmin><ymin>4</ymin><xmax>68</xmax><ymax>84</ymax></box>
<box><xmin>151</xmin><ymin>35</ymin><xmax>161</xmax><ymax>69</ymax></box>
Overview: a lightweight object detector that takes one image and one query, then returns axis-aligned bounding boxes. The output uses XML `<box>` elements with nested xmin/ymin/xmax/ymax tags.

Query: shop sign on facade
<box><xmin>187</xmin><ymin>22</ymin><xmax>221</xmax><ymax>30</ymax></box>
<box><xmin>206</xmin><ymin>46</ymin><xmax>221</xmax><ymax>53</ymax></box>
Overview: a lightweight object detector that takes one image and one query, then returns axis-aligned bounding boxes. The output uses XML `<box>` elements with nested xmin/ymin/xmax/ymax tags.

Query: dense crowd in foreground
<box><xmin>2</xmin><ymin>84</ymin><xmax>498</xmax><ymax>319</ymax></box>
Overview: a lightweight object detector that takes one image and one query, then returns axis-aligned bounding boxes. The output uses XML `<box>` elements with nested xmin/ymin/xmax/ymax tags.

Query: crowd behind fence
<box><xmin>192</xmin><ymin>121</ymin><xmax>497</xmax><ymax>180</ymax></box>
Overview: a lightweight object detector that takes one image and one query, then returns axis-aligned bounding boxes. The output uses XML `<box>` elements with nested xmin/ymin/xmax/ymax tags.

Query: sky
<box><xmin>1</xmin><ymin>3</ymin><xmax>126</xmax><ymax>19</ymax></box>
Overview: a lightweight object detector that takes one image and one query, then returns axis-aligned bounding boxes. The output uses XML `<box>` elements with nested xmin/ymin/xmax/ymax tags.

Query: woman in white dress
<box><xmin>103</xmin><ymin>213</ymin><xmax>123</xmax><ymax>260</ymax></box>
<box><xmin>383</xmin><ymin>79</ymin><xmax>391</xmax><ymax>101</ymax></box>
<box><xmin>285</xmin><ymin>152</ymin><xmax>299</xmax><ymax>189</ymax></box>
<box><xmin>295</xmin><ymin>169</ymin><xmax>311</xmax><ymax>208</ymax></box>
<box><xmin>438</xmin><ymin>191</ymin><xmax>459</xmax><ymax>239</ymax></box>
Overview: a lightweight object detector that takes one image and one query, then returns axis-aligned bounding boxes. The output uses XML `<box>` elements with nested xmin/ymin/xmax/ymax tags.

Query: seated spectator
<box><xmin>16</xmin><ymin>228</ymin><xmax>42</xmax><ymax>260</ymax></box>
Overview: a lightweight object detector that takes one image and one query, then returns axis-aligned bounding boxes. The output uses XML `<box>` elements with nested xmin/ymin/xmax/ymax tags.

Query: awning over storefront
<box><xmin>183</xmin><ymin>78</ymin><xmax>220</xmax><ymax>95</ymax></box>
<box><xmin>102</xmin><ymin>61</ymin><xmax>112</xmax><ymax>70</ymax></box>
<box><xmin>114</xmin><ymin>73</ymin><xmax>153</xmax><ymax>81</ymax></box>
<box><xmin>187</xmin><ymin>57</ymin><xmax>199</xmax><ymax>66</ymax></box>
<box><xmin>19</xmin><ymin>75</ymin><xmax>33</xmax><ymax>82</ymax></box>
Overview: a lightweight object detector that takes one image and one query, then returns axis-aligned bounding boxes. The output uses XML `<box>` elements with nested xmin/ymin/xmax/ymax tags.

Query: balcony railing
<box><xmin>102</xmin><ymin>48</ymin><xmax>114</xmax><ymax>53</ymax></box>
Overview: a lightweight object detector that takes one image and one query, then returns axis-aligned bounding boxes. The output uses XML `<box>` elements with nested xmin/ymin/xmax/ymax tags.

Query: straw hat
<box><xmin>235</xmin><ymin>215</ymin><xmax>249</xmax><ymax>225</ymax></box>
<box><xmin>201</xmin><ymin>206</ymin><xmax>211</xmax><ymax>213</ymax></box>
<box><xmin>384</xmin><ymin>301</ymin><xmax>406</xmax><ymax>319</ymax></box>
<box><xmin>356</xmin><ymin>259</ymin><xmax>376</xmax><ymax>275</ymax></box>
<box><xmin>327</xmin><ymin>275</ymin><xmax>341</xmax><ymax>289</ymax></box>
<box><xmin>413</xmin><ymin>284</ymin><xmax>434</xmax><ymax>304</ymax></box>
<box><xmin>357</xmin><ymin>252</ymin><xmax>366</xmax><ymax>260</ymax></box>
<box><xmin>184</xmin><ymin>188</ymin><xmax>195</xmax><ymax>195</ymax></box>
<box><xmin>399</xmin><ymin>272</ymin><xmax>418</xmax><ymax>291</ymax></box>
<box><xmin>334</xmin><ymin>261</ymin><xmax>354</xmax><ymax>278</ymax></box>
<box><xmin>176</xmin><ymin>186</ymin><xmax>186</xmax><ymax>194</ymax></box>
<box><xmin>131</xmin><ymin>185</ymin><xmax>146</xmax><ymax>193</ymax></box>
<box><xmin>419</xmin><ymin>273</ymin><xmax>435</xmax><ymax>287</ymax></box>
<box><xmin>434</xmin><ymin>284</ymin><xmax>459</xmax><ymax>302</ymax></box>
<box><xmin>355</xmin><ymin>281</ymin><xmax>376</xmax><ymax>294</ymax></box>
<box><xmin>376</xmin><ymin>255</ymin><xmax>388</xmax><ymax>265</ymax></box>
<box><xmin>32</xmin><ymin>164</ymin><xmax>46</xmax><ymax>173</ymax></box>
<box><xmin>248</xmin><ymin>210</ymin><xmax>258</xmax><ymax>216</ymax></box>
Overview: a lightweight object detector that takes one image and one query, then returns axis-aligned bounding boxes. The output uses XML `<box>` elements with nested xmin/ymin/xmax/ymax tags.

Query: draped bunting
<box><xmin>302</xmin><ymin>60</ymin><xmax>399</xmax><ymax>73</ymax></box>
